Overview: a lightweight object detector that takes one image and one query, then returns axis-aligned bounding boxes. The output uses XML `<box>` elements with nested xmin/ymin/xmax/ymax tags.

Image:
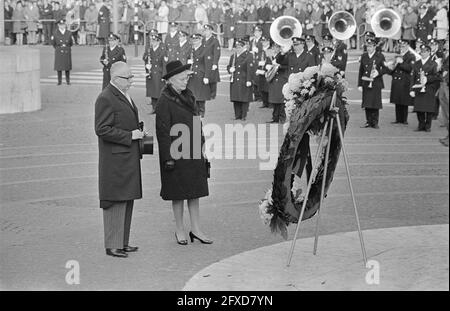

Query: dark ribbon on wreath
<box><xmin>267</xmin><ymin>88</ymin><xmax>349</xmax><ymax>239</ymax></box>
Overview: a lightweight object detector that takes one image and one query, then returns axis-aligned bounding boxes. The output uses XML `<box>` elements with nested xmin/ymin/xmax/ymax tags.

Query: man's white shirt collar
<box><xmin>110</xmin><ymin>82</ymin><xmax>133</xmax><ymax>106</ymax></box>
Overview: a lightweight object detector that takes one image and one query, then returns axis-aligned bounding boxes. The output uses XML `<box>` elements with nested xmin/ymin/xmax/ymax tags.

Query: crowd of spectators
<box><xmin>3</xmin><ymin>0</ymin><xmax>449</xmax><ymax>49</ymax></box>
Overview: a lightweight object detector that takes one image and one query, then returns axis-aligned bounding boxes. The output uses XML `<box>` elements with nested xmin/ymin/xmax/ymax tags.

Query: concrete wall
<box><xmin>0</xmin><ymin>47</ymin><xmax>41</xmax><ymax>114</ymax></box>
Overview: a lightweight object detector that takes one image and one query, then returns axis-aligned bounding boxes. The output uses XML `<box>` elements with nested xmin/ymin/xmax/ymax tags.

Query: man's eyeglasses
<box><xmin>117</xmin><ymin>75</ymin><xmax>134</xmax><ymax>80</ymax></box>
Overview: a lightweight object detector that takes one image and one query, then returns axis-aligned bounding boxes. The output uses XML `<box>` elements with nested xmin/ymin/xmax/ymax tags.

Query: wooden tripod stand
<box><xmin>286</xmin><ymin>91</ymin><xmax>368</xmax><ymax>267</ymax></box>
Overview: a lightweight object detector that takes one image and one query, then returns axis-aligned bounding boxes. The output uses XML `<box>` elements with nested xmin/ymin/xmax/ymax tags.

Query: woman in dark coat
<box><xmin>227</xmin><ymin>38</ymin><xmax>254</xmax><ymax>120</ymax></box>
<box><xmin>410</xmin><ymin>45</ymin><xmax>440</xmax><ymax>132</ymax></box>
<box><xmin>156</xmin><ymin>60</ymin><xmax>212</xmax><ymax>246</ymax></box>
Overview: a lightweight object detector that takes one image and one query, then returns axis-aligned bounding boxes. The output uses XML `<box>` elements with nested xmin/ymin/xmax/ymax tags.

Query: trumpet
<box><xmin>145</xmin><ymin>46</ymin><xmax>151</xmax><ymax>78</ymax></box>
<box><xmin>368</xmin><ymin>60</ymin><xmax>376</xmax><ymax>88</ymax></box>
<box><xmin>419</xmin><ymin>69</ymin><xmax>426</xmax><ymax>93</ymax></box>
<box><xmin>230</xmin><ymin>52</ymin><xmax>237</xmax><ymax>83</ymax></box>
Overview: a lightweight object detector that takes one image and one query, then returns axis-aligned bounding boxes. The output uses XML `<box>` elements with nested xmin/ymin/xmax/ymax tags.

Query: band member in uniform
<box><xmin>97</xmin><ymin>1</ymin><xmax>111</xmax><ymax>45</ymax></box>
<box><xmin>305</xmin><ymin>34</ymin><xmax>320</xmax><ymax>66</ymax></box>
<box><xmin>321</xmin><ymin>34</ymin><xmax>333</xmax><ymax>49</ymax></box>
<box><xmin>438</xmin><ymin>39</ymin><xmax>449</xmax><ymax>146</ymax></box>
<box><xmin>143</xmin><ymin>34</ymin><xmax>166</xmax><ymax>114</ymax></box>
<box><xmin>202</xmin><ymin>24</ymin><xmax>221</xmax><ymax>100</ymax></box>
<box><xmin>274</xmin><ymin>36</ymin><xmax>315</xmax><ymax>79</ymax></box>
<box><xmin>410</xmin><ymin>44</ymin><xmax>440</xmax><ymax>132</ymax></box>
<box><xmin>187</xmin><ymin>33</ymin><xmax>212</xmax><ymax>118</ymax></box>
<box><xmin>227</xmin><ymin>38</ymin><xmax>254</xmax><ymax>121</ymax></box>
<box><xmin>267</xmin><ymin>44</ymin><xmax>289</xmax><ymax>123</ymax></box>
<box><xmin>416</xmin><ymin>3</ymin><xmax>434</xmax><ymax>42</ymax></box>
<box><xmin>165</xmin><ymin>22</ymin><xmax>180</xmax><ymax>63</ymax></box>
<box><xmin>255</xmin><ymin>36</ymin><xmax>271</xmax><ymax>108</ymax></box>
<box><xmin>332</xmin><ymin>39</ymin><xmax>348</xmax><ymax>76</ymax></box>
<box><xmin>385</xmin><ymin>39</ymin><xmax>416</xmax><ymax>125</ymax></box>
<box><xmin>175</xmin><ymin>31</ymin><xmax>192</xmax><ymax>65</ymax></box>
<box><xmin>430</xmin><ymin>38</ymin><xmax>444</xmax><ymax>119</ymax></box>
<box><xmin>358</xmin><ymin>37</ymin><xmax>388</xmax><ymax>129</ymax></box>
<box><xmin>51</xmin><ymin>19</ymin><xmax>73</xmax><ymax>86</ymax></box>
<box><xmin>250</xmin><ymin>25</ymin><xmax>264</xmax><ymax>101</ymax></box>
<box><xmin>100</xmin><ymin>33</ymin><xmax>127</xmax><ymax>90</ymax></box>
<box><xmin>321</xmin><ymin>46</ymin><xmax>334</xmax><ymax>64</ymax></box>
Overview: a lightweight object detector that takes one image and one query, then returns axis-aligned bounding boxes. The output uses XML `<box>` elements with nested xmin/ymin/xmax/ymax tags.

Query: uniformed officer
<box><xmin>165</xmin><ymin>22</ymin><xmax>180</xmax><ymax>63</ymax></box>
<box><xmin>305</xmin><ymin>34</ymin><xmax>321</xmax><ymax>66</ymax></box>
<box><xmin>202</xmin><ymin>24</ymin><xmax>221</xmax><ymax>99</ymax></box>
<box><xmin>227</xmin><ymin>38</ymin><xmax>254</xmax><ymax>121</ymax></box>
<box><xmin>254</xmin><ymin>36</ymin><xmax>272</xmax><ymax>108</ymax></box>
<box><xmin>250</xmin><ymin>25</ymin><xmax>264</xmax><ymax>101</ymax></box>
<box><xmin>363</xmin><ymin>31</ymin><xmax>383</xmax><ymax>53</ymax></box>
<box><xmin>187</xmin><ymin>33</ymin><xmax>212</xmax><ymax>118</ymax></box>
<box><xmin>97</xmin><ymin>1</ymin><xmax>111</xmax><ymax>45</ymax></box>
<box><xmin>143</xmin><ymin>34</ymin><xmax>166</xmax><ymax>114</ymax></box>
<box><xmin>430</xmin><ymin>38</ymin><xmax>444</xmax><ymax>119</ymax></box>
<box><xmin>358</xmin><ymin>37</ymin><xmax>388</xmax><ymax>129</ymax></box>
<box><xmin>410</xmin><ymin>44</ymin><xmax>440</xmax><ymax>132</ymax></box>
<box><xmin>277</xmin><ymin>36</ymin><xmax>316</xmax><ymax>76</ymax></box>
<box><xmin>331</xmin><ymin>39</ymin><xmax>348</xmax><ymax>76</ymax></box>
<box><xmin>100</xmin><ymin>33</ymin><xmax>127</xmax><ymax>90</ymax></box>
<box><xmin>385</xmin><ymin>39</ymin><xmax>416</xmax><ymax>125</ymax></box>
<box><xmin>51</xmin><ymin>19</ymin><xmax>73</xmax><ymax>86</ymax></box>
<box><xmin>267</xmin><ymin>44</ymin><xmax>289</xmax><ymax>123</ymax></box>
<box><xmin>321</xmin><ymin>46</ymin><xmax>334</xmax><ymax>64</ymax></box>
<box><xmin>175</xmin><ymin>31</ymin><xmax>192</xmax><ymax>65</ymax></box>
<box><xmin>321</xmin><ymin>34</ymin><xmax>333</xmax><ymax>49</ymax></box>
<box><xmin>416</xmin><ymin>3</ymin><xmax>435</xmax><ymax>42</ymax></box>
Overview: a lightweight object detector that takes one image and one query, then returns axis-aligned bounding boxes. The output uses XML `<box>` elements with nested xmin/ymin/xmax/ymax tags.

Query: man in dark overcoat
<box><xmin>94</xmin><ymin>61</ymin><xmax>146</xmax><ymax>258</ymax></box>
<box><xmin>100</xmin><ymin>33</ymin><xmax>127</xmax><ymax>90</ymax></box>
<box><xmin>358</xmin><ymin>37</ymin><xmax>388</xmax><ymax>129</ymax></box>
<box><xmin>156</xmin><ymin>60</ymin><xmax>212</xmax><ymax>245</ymax></box>
<box><xmin>227</xmin><ymin>38</ymin><xmax>254</xmax><ymax>121</ymax></box>
<box><xmin>51</xmin><ymin>19</ymin><xmax>73</xmax><ymax>85</ymax></box>
<box><xmin>386</xmin><ymin>39</ymin><xmax>416</xmax><ymax>125</ymax></box>
<box><xmin>410</xmin><ymin>44</ymin><xmax>441</xmax><ymax>132</ymax></box>
<box><xmin>187</xmin><ymin>33</ymin><xmax>212</xmax><ymax>118</ymax></box>
<box><xmin>331</xmin><ymin>39</ymin><xmax>348</xmax><ymax>76</ymax></box>
<box><xmin>202</xmin><ymin>24</ymin><xmax>221</xmax><ymax>99</ymax></box>
<box><xmin>143</xmin><ymin>34</ymin><xmax>166</xmax><ymax>113</ymax></box>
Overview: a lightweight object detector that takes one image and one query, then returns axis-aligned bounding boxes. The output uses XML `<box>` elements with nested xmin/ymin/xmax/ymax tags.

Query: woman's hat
<box><xmin>163</xmin><ymin>60</ymin><xmax>192</xmax><ymax>80</ymax></box>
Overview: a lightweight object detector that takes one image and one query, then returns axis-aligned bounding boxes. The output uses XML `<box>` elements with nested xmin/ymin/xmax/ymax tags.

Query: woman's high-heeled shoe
<box><xmin>175</xmin><ymin>233</ymin><xmax>188</xmax><ymax>245</ymax></box>
<box><xmin>189</xmin><ymin>232</ymin><xmax>213</xmax><ymax>244</ymax></box>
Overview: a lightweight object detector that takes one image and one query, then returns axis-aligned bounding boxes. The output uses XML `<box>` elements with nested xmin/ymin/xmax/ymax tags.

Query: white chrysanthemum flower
<box><xmin>319</xmin><ymin>62</ymin><xmax>339</xmax><ymax>77</ymax></box>
<box><xmin>303</xmin><ymin>66</ymin><xmax>319</xmax><ymax>80</ymax></box>
<box><xmin>288</xmin><ymin>72</ymin><xmax>304</xmax><ymax>92</ymax></box>
<box><xmin>282</xmin><ymin>83</ymin><xmax>295</xmax><ymax>100</ymax></box>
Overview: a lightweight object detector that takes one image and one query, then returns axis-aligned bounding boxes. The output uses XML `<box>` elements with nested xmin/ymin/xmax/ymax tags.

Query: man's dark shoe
<box><xmin>372</xmin><ymin>124</ymin><xmax>380</xmax><ymax>129</ymax></box>
<box><xmin>123</xmin><ymin>245</ymin><xmax>139</xmax><ymax>252</ymax></box>
<box><xmin>425</xmin><ymin>128</ymin><xmax>431</xmax><ymax>132</ymax></box>
<box><xmin>106</xmin><ymin>248</ymin><xmax>128</xmax><ymax>258</ymax></box>
<box><xmin>360</xmin><ymin>123</ymin><xmax>371</xmax><ymax>128</ymax></box>
<box><xmin>391</xmin><ymin>121</ymin><xmax>400</xmax><ymax>124</ymax></box>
